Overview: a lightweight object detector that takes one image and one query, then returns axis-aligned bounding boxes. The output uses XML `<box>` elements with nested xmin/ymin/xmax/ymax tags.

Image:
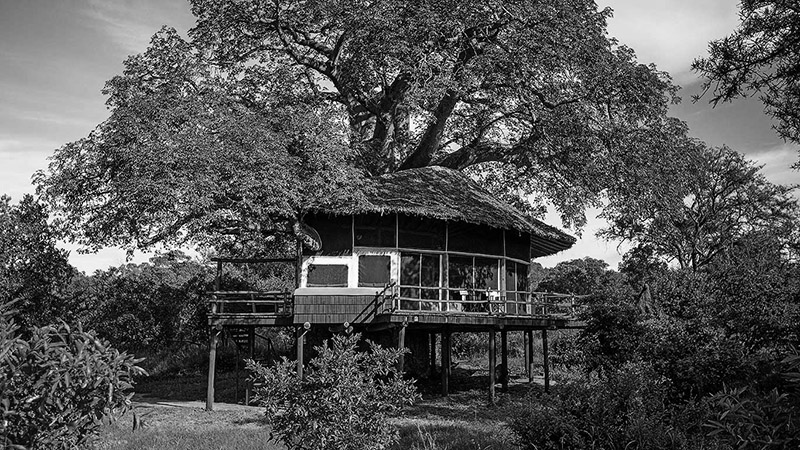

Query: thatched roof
<box><xmin>355</xmin><ymin>166</ymin><xmax>576</xmax><ymax>257</ymax></box>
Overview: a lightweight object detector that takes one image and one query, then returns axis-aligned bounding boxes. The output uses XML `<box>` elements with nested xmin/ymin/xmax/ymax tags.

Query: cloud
<box><xmin>82</xmin><ymin>0</ymin><xmax>161</xmax><ymax>54</ymax></box>
<box><xmin>748</xmin><ymin>143</ymin><xmax>800</xmax><ymax>188</ymax></box>
<box><xmin>602</xmin><ymin>0</ymin><xmax>740</xmax><ymax>86</ymax></box>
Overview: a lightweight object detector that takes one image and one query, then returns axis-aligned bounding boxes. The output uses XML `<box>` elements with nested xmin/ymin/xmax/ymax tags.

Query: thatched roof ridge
<box><xmin>355</xmin><ymin>166</ymin><xmax>575</xmax><ymax>257</ymax></box>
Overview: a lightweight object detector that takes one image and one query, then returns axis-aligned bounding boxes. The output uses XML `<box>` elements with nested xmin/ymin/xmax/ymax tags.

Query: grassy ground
<box><xmin>95</xmin><ymin>400</ymin><xmax>278</xmax><ymax>450</ymax></box>
<box><xmin>94</xmin><ymin>358</ymin><xmax>542</xmax><ymax>450</ymax></box>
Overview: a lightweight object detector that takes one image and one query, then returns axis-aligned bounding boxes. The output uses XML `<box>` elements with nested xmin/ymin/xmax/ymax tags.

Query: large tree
<box><xmin>693</xmin><ymin>0</ymin><xmax>800</xmax><ymax>164</ymax></box>
<box><xmin>601</xmin><ymin>145</ymin><xmax>798</xmax><ymax>271</ymax></box>
<box><xmin>37</xmin><ymin>0</ymin><xmax>689</xmax><ymax>253</ymax></box>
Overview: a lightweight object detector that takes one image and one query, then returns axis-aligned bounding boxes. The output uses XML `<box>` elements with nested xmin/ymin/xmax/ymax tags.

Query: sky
<box><xmin>0</xmin><ymin>0</ymin><xmax>797</xmax><ymax>273</ymax></box>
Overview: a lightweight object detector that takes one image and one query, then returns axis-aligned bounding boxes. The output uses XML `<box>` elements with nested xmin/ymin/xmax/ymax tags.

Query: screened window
<box><xmin>303</xmin><ymin>214</ymin><xmax>352</xmax><ymax>256</ymax></box>
<box><xmin>358</xmin><ymin>255</ymin><xmax>391</xmax><ymax>287</ymax></box>
<box><xmin>505</xmin><ymin>261</ymin><xmax>529</xmax><ymax>314</ymax></box>
<box><xmin>447</xmin><ymin>256</ymin><xmax>500</xmax><ymax>312</ymax></box>
<box><xmin>307</xmin><ymin>264</ymin><xmax>348</xmax><ymax>287</ymax></box>
<box><xmin>354</xmin><ymin>214</ymin><xmax>396</xmax><ymax>247</ymax></box>
<box><xmin>448</xmin><ymin>222</ymin><xmax>503</xmax><ymax>256</ymax></box>
<box><xmin>399</xmin><ymin>253</ymin><xmax>441</xmax><ymax>310</ymax></box>
<box><xmin>397</xmin><ymin>215</ymin><xmax>445</xmax><ymax>250</ymax></box>
<box><xmin>505</xmin><ymin>231</ymin><xmax>531</xmax><ymax>261</ymax></box>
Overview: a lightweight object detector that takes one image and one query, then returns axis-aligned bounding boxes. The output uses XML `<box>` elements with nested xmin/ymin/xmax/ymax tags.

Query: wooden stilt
<box><xmin>488</xmin><ymin>330</ymin><xmax>496</xmax><ymax>404</ymax></box>
<box><xmin>235</xmin><ymin>336</ymin><xmax>240</xmax><ymax>403</ymax></box>
<box><xmin>441</xmin><ymin>329</ymin><xmax>450</xmax><ymax>397</ymax></box>
<box><xmin>429</xmin><ymin>333</ymin><xmax>437</xmax><ymax>378</ymax></box>
<box><xmin>245</xmin><ymin>327</ymin><xmax>255</xmax><ymax>405</ymax></box>
<box><xmin>501</xmin><ymin>329</ymin><xmax>508</xmax><ymax>392</ymax></box>
<box><xmin>396</xmin><ymin>323</ymin><xmax>407</xmax><ymax>373</ymax></box>
<box><xmin>524</xmin><ymin>330</ymin><xmax>532</xmax><ymax>381</ymax></box>
<box><xmin>296</xmin><ymin>326</ymin><xmax>305</xmax><ymax>380</ymax></box>
<box><xmin>542</xmin><ymin>329</ymin><xmax>550</xmax><ymax>393</ymax></box>
<box><xmin>206</xmin><ymin>329</ymin><xmax>220</xmax><ymax>411</ymax></box>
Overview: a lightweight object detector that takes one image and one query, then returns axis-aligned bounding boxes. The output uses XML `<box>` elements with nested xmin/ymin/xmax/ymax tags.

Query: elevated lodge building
<box><xmin>206</xmin><ymin>166</ymin><xmax>582</xmax><ymax>409</ymax></box>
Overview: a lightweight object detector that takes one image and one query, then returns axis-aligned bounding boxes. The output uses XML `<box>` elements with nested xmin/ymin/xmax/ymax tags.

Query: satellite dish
<box><xmin>294</xmin><ymin>220</ymin><xmax>322</xmax><ymax>251</ymax></box>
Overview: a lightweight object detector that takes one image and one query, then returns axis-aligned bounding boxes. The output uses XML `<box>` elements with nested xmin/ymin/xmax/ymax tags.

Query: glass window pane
<box><xmin>398</xmin><ymin>215</ymin><xmax>445</xmax><ymax>250</ymax></box>
<box><xmin>358</xmin><ymin>255</ymin><xmax>391</xmax><ymax>287</ymax></box>
<box><xmin>421</xmin><ymin>288</ymin><xmax>439</xmax><ymax>300</ymax></box>
<box><xmin>400</xmin><ymin>287</ymin><xmax>420</xmax><ymax>299</ymax></box>
<box><xmin>448</xmin><ymin>256</ymin><xmax>472</xmax><ymax>289</ymax></box>
<box><xmin>474</xmin><ymin>258</ymin><xmax>499</xmax><ymax>290</ymax></box>
<box><xmin>516</xmin><ymin>262</ymin><xmax>529</xmax><ymax>292</ymax></box>
<box><xmin>505</xmin><ymin>262</ymin><xmax>516</xmax><ymax>293</ymax></box>
<box><xmin>421</xmin><ymin>254</ymin><xmax>440</xmax><ymax>287</ymax></box>
<box><xmin>421</xmin><ymin>300</ymin><xmax>441</xmax><ymax>311</ymax></box>
<box><xmin>400</xmin><ymin>299</ymin><xmax>419</xmax><ymax>310</ymax></box>
<box><xmin>400</xmin><ymin>254</ymin><xmax>420</xmax><ymax>286</ymax></box>
<box><xmin>307</xmin><ymin>265</ymin><xmax>348</xmax><ymax>287</ymax></box>
<box><xmin>354</xmin><ymin>214</ymin><xmax>396</xmax><ymax>247</ymax></box>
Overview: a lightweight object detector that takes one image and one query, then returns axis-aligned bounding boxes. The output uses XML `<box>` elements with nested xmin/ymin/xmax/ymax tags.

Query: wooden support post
<box><xmin>488</xmin><ymin>330</ymin><xmax>496</xmax><ymax>404</ymax></box>
<box><xmin>296</xmin><ymin>326</ymin><xmax>305</xmax><ymax>380</ymax></box>
<box><xmin>206</xmin><ymin>328</ymin><xmax>220</xmax><ymax>411</ymax></box>
<box><xmin>441</xmin><ymin>329</ymin><xmax>450</xmax><ymax>397</ymax></box>
<box><xmin>524</xmin><ymin>330</ymin><xmax>532</xmax><ymax>382</ymax></box>
<box><xmin>295</xmin><ymin>240</ymin><xmax>303</xmax><ymax>289</ymax></box>
<box><xmin>429</xmin><ymin>333</ymin><xmax>437</xmax><ymax>378</ymax></box>
<box><xmin>396</xmin><ymin>323</ymin><xmax>407</xmax><ymax>373</ymax></box>
<box><xmin>542</xmin><ymin>329</ymin><xmax>550</xmax><ymax>393</ymax></box>
<box><xmin>501</xmin><ymin>329</ymin><xmax>508</xmax><ymax>392</ymax></box>
<box><xmin>245</xmin><ymin>327</ymin><xmax>255</xmax><ymax>405</ymax></box>
<box><xmin>235</xmin><ymin>336</ymin><xmax>240</xmax><ymax>404</ymax></box>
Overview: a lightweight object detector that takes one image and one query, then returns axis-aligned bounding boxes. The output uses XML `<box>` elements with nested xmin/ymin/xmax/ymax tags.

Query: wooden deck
<box><xmin>207</xmin><ymin>288</ymin><xmax>585</xmax><ymax>331</ymax></box>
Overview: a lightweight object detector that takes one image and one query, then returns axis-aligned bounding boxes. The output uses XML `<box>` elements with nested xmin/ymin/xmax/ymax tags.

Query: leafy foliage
<box><xmin>511</xmin><ymin>363</ymin><xmax>715</xmax><ymax>450</ymax></box>
<box><xmin>36</xmin><ymin>0</ymin><xmax>693</xmax><ymax>252</ymax></box>
<box><xmin>602</xmin><ymin>145</ymin><xmax>798</xmax><ymax>270</ymax></box>
<box><xmin>0</xmin><ymin>302</ymin><xmax>145</xmax><ymax>449</ymax></box>
<box><xmin>248</xmin><ymin>332</ymin><xmax>418</xmax><ymax>450</ymax></box>
<box><xmin>705</xmin><ymin>351</ymin><xmax>800</xmax><ymax>449</ymax></box>
<box><xmin>36</xmin><ymin>27</ymin><xmax>366</xmax><ymax>253</ymax></box>
<box><xmin>76</xmin><ymin>251</ymin><xmax>212</xmax><ymax>351</ymax></box>
<box><xmin>693</xmin><ymin>0</ymin><xmax>800</xmax><ymax>158</ymax></box>
<box><xmin>0</xmin><ymin>195</ymin><xmax>76</xmax><ymax>329</ymax></box>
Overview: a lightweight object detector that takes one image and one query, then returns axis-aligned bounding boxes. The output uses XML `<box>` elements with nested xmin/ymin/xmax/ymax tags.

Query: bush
<box><xmin>511</xmin><ymin>362</ymin><xmax>715</xmax><ymax>450</ymax></box>
<box><xmin>705</xmin><ymin>351</ymin><xmax>800</xmax><ymax>449</ymax></box>
<box><xmin>0</xmin><ymin>303</ymin><xmax>145</xmax><ymax>449</ymax></box>
<box><xmin>248</xmin><ymin>332</ymin><xmax>419</xmax><ymax>450</ymax></box>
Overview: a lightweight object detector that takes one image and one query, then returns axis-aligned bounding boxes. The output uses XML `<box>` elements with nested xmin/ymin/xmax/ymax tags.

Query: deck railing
<box><xmin>391</xmin><ymin>290</ymin><xmax>587</xmax><ymax>319</ymax></box>
<box><xmin>208</xmin><ymin>290</ymin><xmax>294</xmax><ymax>316</ymax></box>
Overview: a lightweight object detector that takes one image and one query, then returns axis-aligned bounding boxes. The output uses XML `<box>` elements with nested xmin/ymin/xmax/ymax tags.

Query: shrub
<box><xmin>705</xmin><ymin>351</ymin><xmax>800</xmax><ymax>449</ymax></box>
<box><xmin>0</xmin><ymin>302</ymin><xmax>145</xmax><ymax>449</ymax></box>
<box><xmin>248</xmin><ymin>332</ymin><xmax>419</xmax><ymax>450</ymax></box>
<box><xmin>511</xmin><ymin>362</ymin><xmax>715</xmax><ymax>450</ymax></box>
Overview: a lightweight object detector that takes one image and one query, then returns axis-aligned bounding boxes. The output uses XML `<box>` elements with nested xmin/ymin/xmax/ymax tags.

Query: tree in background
<box><xmin>36</xmin><ymin>0</ymin><xmax>693</xmax><ymax>255</ymax></box>
<box><xmin>0</xmin><ymin>195</ymin><xmax>76</xmax><ymax>329</ymax></box>
<box><xmin>694</xmin><ymin>0</ymin><xmax>800</xmax><ymax>162</ymax></box>
<box><xmin>537</xmin><ymin>257</ymin><xmax>627</xmax><ymax>296</ymax></box>
<box><xmin>79</xmin><ymin>251</ymin><xmax>212</xmax><ymax>351</ymax></box>
<box><xmin>601</xmin><ymin>145</ymin><xmax>798</xmax><ymax>271</ymax></box>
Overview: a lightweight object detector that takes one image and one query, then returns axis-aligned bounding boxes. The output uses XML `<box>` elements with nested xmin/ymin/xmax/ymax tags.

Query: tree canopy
<box><xmin>693</xmin><ymin>0</ymin><xmax>800</xmax><ymax>164</ymax></box>
<box><xmin>601</xmin><ymin>145</ymin><xmax>798</xmax><ymax>271</ymax></box>
<box><xmin>0</xmin><ymin>195</ymin><xmax>76</xmax><ymax>329</ymax></box>
<box><xmin>37</xmin><ymin>0</ymin><xmax>690</xmax><ymax>252</ymax></box>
